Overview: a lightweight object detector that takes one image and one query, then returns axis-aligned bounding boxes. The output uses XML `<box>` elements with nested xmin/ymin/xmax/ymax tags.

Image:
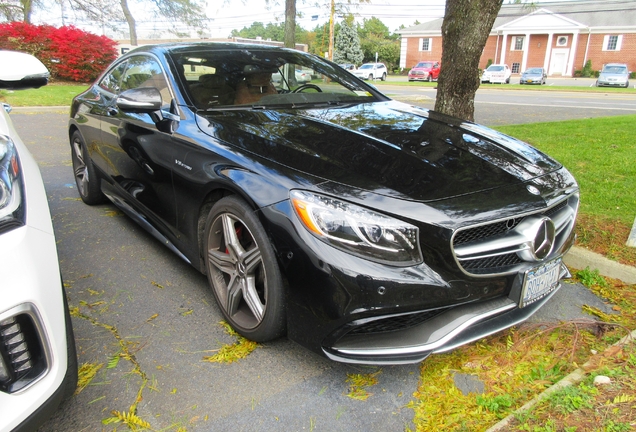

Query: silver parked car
<box><xmin>596</xmin><ymin>63</ymin><xmax>630</xmax><ymax>88</ymax></box>
<box><xmin>519</xmin><ymin>67</ymin><xmax>547</xmax><ymax>85</ymax></box>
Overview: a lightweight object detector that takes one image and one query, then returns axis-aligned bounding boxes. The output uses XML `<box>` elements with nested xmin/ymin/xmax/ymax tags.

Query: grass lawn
<box><xmin>496</xmin><ymin>115</ymin><xmax>636</xmax><ymax>266</ymax></box>
<box><xmin>0</xmin><ymin>83</ymin><xmax>88</xmax><ymax>106</ymax></box>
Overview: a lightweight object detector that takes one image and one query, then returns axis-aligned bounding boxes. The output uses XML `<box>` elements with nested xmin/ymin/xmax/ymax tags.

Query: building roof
<box><xmin>398</xmin><ymin>0</ymin><xmax>636</xmax><ymax>35</ymax></box>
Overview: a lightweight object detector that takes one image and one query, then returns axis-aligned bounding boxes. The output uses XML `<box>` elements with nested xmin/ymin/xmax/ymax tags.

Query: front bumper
<box><xmin>597</xmin><ymin>80</ymin><xmax>627</xmax><ymax>87</ymax></box>
<box><xmin>323</xmin><ymin>262</ymin><xmax>569</xmax><ymax>364</ymax></box>
<box><xmin>408</xmin><ymin>73</ymin><xmax>429</xmax><ymax>81</ymax></box>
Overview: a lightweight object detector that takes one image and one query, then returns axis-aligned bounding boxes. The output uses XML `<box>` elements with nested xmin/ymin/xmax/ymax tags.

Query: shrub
<box><xmin>0</xmin><ymin>22</ymin><xmax>117</xmax><ymax>82</ymax></box>
<box><xmin>581</xmin><ymin>59</ymin><xmax>593</xmax><ymax>78</ymax></box>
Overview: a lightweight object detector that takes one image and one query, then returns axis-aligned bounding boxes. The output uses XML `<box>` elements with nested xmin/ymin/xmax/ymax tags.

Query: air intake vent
<box><xmin>0</xmin><ymin>313</ymin><xmax>46</xmax><ymax>393</ymax></box>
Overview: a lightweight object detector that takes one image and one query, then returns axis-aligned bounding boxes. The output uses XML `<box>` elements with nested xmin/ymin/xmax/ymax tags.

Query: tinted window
<box><xmin>120</xmin><ymin>55</ymin><xmax>171</xmax><ymax>105</ymax></box>
<box><xmin>98</xmin><ymin>61</ymin><xmax>128</xmax><ymax>94</ymax></box>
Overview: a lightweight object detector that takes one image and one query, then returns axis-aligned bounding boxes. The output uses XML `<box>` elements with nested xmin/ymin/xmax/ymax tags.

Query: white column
<box><xmin>400</xmin><ymin>37</ymin><xmax>408</xmax><ymax>69</ymax></box>
<box><xmin>521</xmin><ymin>33</ymin><xmax>531</xmax><ymax>72</ymax></box>
<box><xmin>543</xmin><ymin>33</ymin><xmax>554</xmax><ymax>72</ymax></box>
<box><xmin>500</xmin><ymin>33</ymin><xmax>508</xmax><ymax>64</ymax></box>
<box><xmin>566</xmin><ymin>32</ymin><xmax>579</xmax><ymax>76</ymax></box>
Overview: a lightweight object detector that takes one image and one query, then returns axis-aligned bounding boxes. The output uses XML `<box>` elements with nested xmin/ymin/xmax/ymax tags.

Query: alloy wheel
<box><xmin>207</xmin><ymin>212</ymin><xmax>267</xmax><ymax>329</ymax></box>
<box><xmin>72</xmin><ymin>138</ymin><xmax>89</xmax><ymax>197</ymax></box>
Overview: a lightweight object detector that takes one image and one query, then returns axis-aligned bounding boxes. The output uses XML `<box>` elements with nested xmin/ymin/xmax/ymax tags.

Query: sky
<box><xmin>33</xmin><ymin>0</ymin><xmax>582</xmax><ymax>41</ymax></box>
<box><xmin>206</xmin><ymin>0</ymin><xmax>447</xmax><ymax>37</ymax></box>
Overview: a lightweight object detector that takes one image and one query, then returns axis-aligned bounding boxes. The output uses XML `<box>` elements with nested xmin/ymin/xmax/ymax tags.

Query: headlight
<box><xmin>290</xmin><ymin>190</ymin><xmax>422</xmax><ymax>266</ymax></box>
<box><xmin>0</xmin><ymin>134</ymin><xmax>25</xmax><ymax>232</ymax></box>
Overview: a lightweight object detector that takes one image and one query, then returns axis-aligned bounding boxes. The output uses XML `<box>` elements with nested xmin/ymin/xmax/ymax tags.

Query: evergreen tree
<box><xmin>333</xmin><ymin>18</ymin><xmax>363</xmax><ymax>66</ymax></box>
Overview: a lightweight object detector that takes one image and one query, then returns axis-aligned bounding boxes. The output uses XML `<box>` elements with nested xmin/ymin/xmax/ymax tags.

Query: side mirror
<box><xmin>116</xmin><ymin>87</ymin><xmax>163</xmax><ymax>113</ymax></box>
<box><xmin>0</xmin><ymin>51</ymin><xmax>49</xmax><ymax>90</ymax></box>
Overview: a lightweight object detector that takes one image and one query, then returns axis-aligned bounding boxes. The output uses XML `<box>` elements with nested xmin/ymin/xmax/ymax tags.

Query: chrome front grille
<box><xmin>452</xmin><ymin>194</ymin><xmax>579</xmax><ymax>276</ymax></box>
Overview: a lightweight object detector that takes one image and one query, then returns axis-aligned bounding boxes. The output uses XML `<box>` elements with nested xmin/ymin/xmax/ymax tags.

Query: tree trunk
<box><xmin>284</xmin><ymin>0</ymin><xmax>295</xmax><ymax>49</ymax></box>
<box><xmin>434</xmin><ymin>0</ymin><xmax>503</xmax><ymax>122</ymax></box>
<box><xmin>120</xmin><ymin>0</ymin><xmax>137</xmax><ymax>46</ymax></box>
<box><xmin>22</xmin><ymin>0</ymin><xmax>32</xmax><ymax>23</ymax></box>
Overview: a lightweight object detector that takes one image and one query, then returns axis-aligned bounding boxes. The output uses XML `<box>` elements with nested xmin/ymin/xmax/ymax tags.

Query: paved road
<box><xmin>9</xmin><ymin>98</ymin><xmax>619</xmax><ymax>431</ymax></box>
<box><xmin>382</xmin><ymin>86</ymin><xmax>636</xmax><ymax>125</ymax></box>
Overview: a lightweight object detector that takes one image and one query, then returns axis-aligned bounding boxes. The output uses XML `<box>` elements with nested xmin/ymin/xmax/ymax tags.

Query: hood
<box><xmin>197</xmin><ymin>101</ymin><xmax>561</xmax><ymax>202</ymax></box>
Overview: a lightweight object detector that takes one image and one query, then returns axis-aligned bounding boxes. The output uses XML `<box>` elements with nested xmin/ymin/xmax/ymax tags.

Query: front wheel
<box><xmin>427</xmin><ymin>75</ymin><xmax>432</xmax><ymax>82</ymax></box>
<box><xmin>70</xmin><ymin>131</ymin><xmax>105</xmax><ymax>205</ymax></box>
<box><xmin>204</xmin><ymin>196</ymin><xmax>286</xmax><ymax>342</ymax></box>
<box><xmin>381</xmin><ymin>73</ymin><xmax>386</xmax><ymax>81</ymax></box>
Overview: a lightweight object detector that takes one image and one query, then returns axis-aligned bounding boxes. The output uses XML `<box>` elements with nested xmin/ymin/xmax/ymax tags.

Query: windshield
<box><xmin>487</xmin><ymin>65</ymin><xmax>504</xmax><ymax>72</ymax></box>
<box><xmin>359</xmin><ymin>64</ymin><xmax>374</xmax><ymax>70</ymax></box>
<box><xmin>170</xmin><ymin>47</ymin><xmax>384</xmax><ymax>109</ymax></box>
<box><xmin>602</xmin><ymin>65</ymin><xmax>627</xmax><ymax>74</ymax></box>
<box><xmin>525</xmin><ymin>68</ymin><xmax>543</xmax><ymax>74</ymax></box>
<box><xmin>415</xmin><ymin>62</ymin><xmax>434</xmax><ymax>68</ymax></box>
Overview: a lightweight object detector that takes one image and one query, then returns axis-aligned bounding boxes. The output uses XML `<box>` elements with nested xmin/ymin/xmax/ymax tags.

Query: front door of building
<box><xmin>549</xmin><ymin>49</ymin><xmax>569</xmax><ymax>75</ymax></box>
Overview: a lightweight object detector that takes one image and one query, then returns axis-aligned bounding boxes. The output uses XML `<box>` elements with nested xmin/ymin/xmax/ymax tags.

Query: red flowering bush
<box><xmin>0</xmin><ymin>22</ymin><xmax>117</xmax><ymax>82</ymax></box>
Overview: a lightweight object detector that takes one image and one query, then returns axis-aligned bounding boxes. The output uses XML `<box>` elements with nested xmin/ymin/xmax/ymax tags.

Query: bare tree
<box><xmin>0</xmin><ymin>0</ymin><xmax>42</xmax><ymax>22</ymax></box>
<box><xmin>434</xmin><ymin>0</ymin><xmax>503</xmax><ymax>122</ymax></box>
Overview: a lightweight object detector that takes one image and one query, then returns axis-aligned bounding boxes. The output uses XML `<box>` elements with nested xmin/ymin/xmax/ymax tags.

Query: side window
<box><xmin>98</xmin><ymin>61</ymin><xmax>128</xmax><ymax>94</ymax></box>
<box><xmin>120</xmin><ymin>55</ymin><xmax>171</xmax><ymax>106</ymax></box>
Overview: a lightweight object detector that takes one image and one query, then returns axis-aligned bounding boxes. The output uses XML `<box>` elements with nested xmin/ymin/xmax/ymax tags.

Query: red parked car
<box><xmin>408</xmin><ymin>61</ymin><xmax>441</xmax><ymax>82</ymax></box>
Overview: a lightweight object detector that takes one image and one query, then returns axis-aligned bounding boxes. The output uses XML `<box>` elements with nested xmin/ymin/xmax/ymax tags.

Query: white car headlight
<box><xmin>0</xmin><ymin>134</ymin><xmax>24</xmax><ymax>231</ymax></box>
<box><xmin>290</xmin><ymin>190</ymin><xmax>422</xmax><ymax>266</ymax></box>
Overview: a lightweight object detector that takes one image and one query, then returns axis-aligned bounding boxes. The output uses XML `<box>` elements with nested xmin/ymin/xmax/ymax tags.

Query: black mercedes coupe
<box><xmin>68</xmin><ymin>43</ymin><xmax>579</xmax><ymax>364</ymax></box>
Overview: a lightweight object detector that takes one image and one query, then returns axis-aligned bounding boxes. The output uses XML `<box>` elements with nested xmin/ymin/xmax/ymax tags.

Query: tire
<box><xmin>204</xmin><ymin>196</ymin><xmax>286</xmax><ymax>342</ymax></box>
<box><xmin>367</xmin><ymin>74</ymin><xmax>373</xmax><ymax>81</ymax></box>
<box><xmin>381</xmin><ymin>73</ymin><xmax>386</xmax><ymax>81</ymax></box>
<box><xmin>505</xmin><ymin>77</ymin><xmax>510</xmax><ymax>84</ymax></box>
<box><xmin>427</xmin><ymin>75</ymin><xmax>432</xmax><ymax>82</ymax></box>
<box><xmin>70</xmin><ymin>131</ymin><xmax>105</xmax><ymax>205</ymax></box>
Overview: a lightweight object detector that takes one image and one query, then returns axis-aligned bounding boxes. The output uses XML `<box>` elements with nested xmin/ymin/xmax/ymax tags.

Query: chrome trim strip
<box><xmin>330</xmin><ymin>297</ymin><xmax>517</xmax><ymax>357</ymax></box>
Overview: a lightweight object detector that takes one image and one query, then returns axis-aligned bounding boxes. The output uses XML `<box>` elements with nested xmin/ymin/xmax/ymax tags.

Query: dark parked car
<box><xmin>520</xmin><ymin>67</ymin><xmax>547</xmax><ymax>85</ymax></box>
<box><xmin>68</xmin><ymin>43</ymin><xmax>579</xmax><ymax>364</ymax></box>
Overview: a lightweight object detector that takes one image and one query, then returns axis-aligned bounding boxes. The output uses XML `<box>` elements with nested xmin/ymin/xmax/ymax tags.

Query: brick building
<box><xmin>397</xmin><ymin>0</ymin><xmax>636</xmax><ymax>76</ymax></box>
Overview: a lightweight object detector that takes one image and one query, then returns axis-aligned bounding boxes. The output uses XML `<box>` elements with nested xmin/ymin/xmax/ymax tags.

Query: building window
<box><xmin>419</xmin><ymin>38</ymin><xmax>432</xmax><ymax>52</ymax></box>
<box><xmin>603</xmin><ymin>35</ymin><xmax>622</xmax><ymax>51</ymax></box>
<box><xmin>513</xmin><ymin>36</ymin><xmax>524</xmax><ymax>51</ymax></box>
<box><xmin>511</xmin><ymin>63</ymin><xmax>520</xmax><ymax>74</ymax></box>
<box><xmin>556</xmin><ymin>36</ymin><xmax>568</xmax><ymax>47</ymax></box>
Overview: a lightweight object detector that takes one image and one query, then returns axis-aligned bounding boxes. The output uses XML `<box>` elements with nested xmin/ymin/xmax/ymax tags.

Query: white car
<box><xmin>481</xmin><ymin>64</ymin><xmax>511</xmax><ymax>84</ymax></box>
<box><xmin>352</xmin><ymin>62</ymin><xmax>388</xmax><ymax>81</ymax></box>
<box><xmin>0</xmin><ymin>51</ymin><xmax>77</xmax><ymax>431</ymax></box>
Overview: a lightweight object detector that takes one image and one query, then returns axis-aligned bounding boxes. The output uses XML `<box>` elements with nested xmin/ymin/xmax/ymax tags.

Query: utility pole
<box><xmin>328</xmin><ymin>0</ymin><xmax>334</xmax><ymax>60</ymax></box>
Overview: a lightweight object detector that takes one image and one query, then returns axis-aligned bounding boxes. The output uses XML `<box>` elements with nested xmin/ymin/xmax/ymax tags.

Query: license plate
<box><xmin>526</xmin><ymin>79</ymin><xmax>533</xmax><ymax>83</ymax></box>
<box><xmin>520</xmin><ymin>259</ymin><xmax>562</xmax><ymax>308</ymax></box>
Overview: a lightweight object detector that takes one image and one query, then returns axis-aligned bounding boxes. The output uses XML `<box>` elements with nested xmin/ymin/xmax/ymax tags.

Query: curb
<box><xmin>564</xmin><ymin>246</ymin><xmax>636</xmax><ymax>284</ymax></box>
<box><xmin>485</xmin><ymin>247</ymin><xmax>635</xmax><ymax>431</ymax></box>
<box><xmin>486</xmin><ymin>328</ymin><xmax>636</xmax><ymax>432</ymax></box>
<box><xmin>9</xmin><ymin>106</ymin><xmax>68</xmax><ymax>112</ymax></box>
